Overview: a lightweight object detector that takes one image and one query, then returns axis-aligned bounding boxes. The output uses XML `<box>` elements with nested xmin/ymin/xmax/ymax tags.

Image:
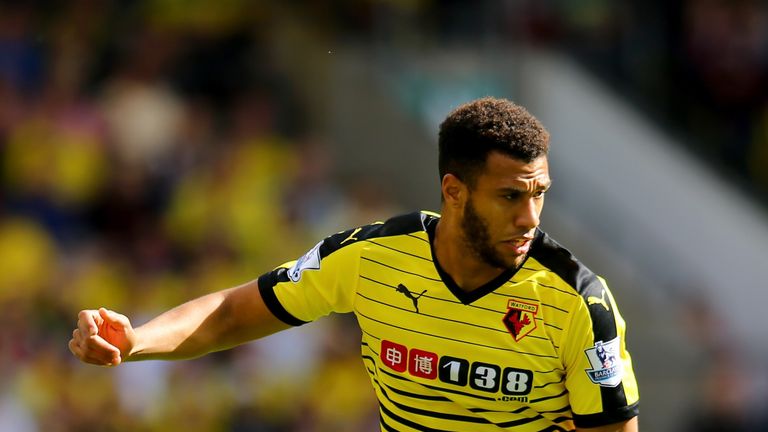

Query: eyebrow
<box><xmin>499</xmin><ymin>183</ymin><xmax>551</xmax><ymax>194</ymax></box>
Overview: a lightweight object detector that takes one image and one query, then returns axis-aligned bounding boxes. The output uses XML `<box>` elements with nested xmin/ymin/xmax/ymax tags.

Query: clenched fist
<box><xmin>69</xmin><ymin>307</ymin><xmax>136</xmax><ymax>366</ymax></box>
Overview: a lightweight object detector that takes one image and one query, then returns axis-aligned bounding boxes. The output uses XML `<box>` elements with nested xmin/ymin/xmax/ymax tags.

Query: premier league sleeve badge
<box><xmin>584</xmin><ymin>337</ymin><xmax>624</xmax><ymax>387</ymax></box>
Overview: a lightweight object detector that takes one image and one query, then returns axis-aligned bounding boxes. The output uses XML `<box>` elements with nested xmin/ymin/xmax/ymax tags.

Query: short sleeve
<box><xmin>561</xmin><ymin>277</ymin><xmax>640</xmax><ymax>428</ymax></box>
<box><xmin>257</xmin><ymin>227</ymin><xmax>370</xmax><ymax>325</ymax></box>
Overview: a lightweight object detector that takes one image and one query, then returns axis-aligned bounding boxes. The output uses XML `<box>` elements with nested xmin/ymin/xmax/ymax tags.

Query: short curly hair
<box><xmin>438</xmin><ymin>97</ymin><xmax>549</xmax><ymax>186</ymax></box>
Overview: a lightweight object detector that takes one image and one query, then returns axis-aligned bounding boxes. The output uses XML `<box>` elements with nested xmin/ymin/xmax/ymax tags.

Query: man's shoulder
<box><xmin>376</xmin><ymin>210</ymin><xmax>439</xmax><ymax>237</ymax></box>
<box><xmin>318</xmin><ymin>211</ymin><xmax>437</xmax><ymax>256</ymax></box>
<box><xmin>527</xmin><ymin>229</ymin><xmax>604</xmax><ymax>297</ymax></box>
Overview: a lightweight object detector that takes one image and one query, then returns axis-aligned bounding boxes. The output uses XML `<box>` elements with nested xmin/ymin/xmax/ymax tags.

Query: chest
<box><xmin>354</xmin><ymin>260</ymin><xmax>570</xmax><ymax>410</ymax></box>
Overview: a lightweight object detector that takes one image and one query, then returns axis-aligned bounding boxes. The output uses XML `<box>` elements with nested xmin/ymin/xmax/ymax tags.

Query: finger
<box><xmin>70</xmin><ymin>330</ymin><xmax>82</xmax><ymax>350</ymax></box>
<box><xmin>78</xmin><ymin>310</ymin><xmax>101</xmax><ymax>337</ymax></box>
<box><xmin>68</xmin><ymin>338</ymin><xmax>111</xmax><ymax>365</ymax></box>
<box><xmin>70</xmin><ymin>331</ymin><xmax>120</xmax><ymax>365</ymax></box>
<box><xmin>80</xmin><ymin>313</ymin><xmax>122</xmax><ymax>359</ymax></box>
<box><xmin>81</xmin><ymin>350</ymin><xmax>117</xmax><ymax>366</ymax></box>
<box><xmin>99</xmin><ymin>308</ymin><xmax>129</xmax><ymax>330</ymax></box>
<box><xmin>69</xmin><ymin>340</ymin><xmax>91</xmax><ymax>363</ymax></box>
<box><xmin>82</xmin><ymin>338</ymin><xmax>120</xmax><ymax>365</ymax></box>
<box><xmin>70</xmin><ymin>329</ymin><xmax>84</xmax><ymax>350</ymax></box>
<box><xmin>85</xmin><ymin>334</ymin><xmax>121</xmax><ymax>355</ymax></box>
<box><xmin>68</xmin><ymin>337</ymin><xmax>80</xmax><ymax>357</ymax></box>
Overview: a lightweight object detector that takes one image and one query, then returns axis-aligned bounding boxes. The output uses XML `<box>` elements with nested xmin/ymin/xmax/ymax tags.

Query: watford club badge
<box><xmin>503</xmin><ymin>299</ymin><xmax>539</xmax><ymax>342</ymax></box>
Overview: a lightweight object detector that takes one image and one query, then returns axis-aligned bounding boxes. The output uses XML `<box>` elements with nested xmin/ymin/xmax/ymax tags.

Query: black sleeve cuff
<box><xmin>258</xmin><ymin>271</ymin><xmax>308</xmax><ymax>327</ymax></box>
<box><xmin>573</xmin><ymin>402</ymin><xmax>639</xmax><ymax>428</ymax></box>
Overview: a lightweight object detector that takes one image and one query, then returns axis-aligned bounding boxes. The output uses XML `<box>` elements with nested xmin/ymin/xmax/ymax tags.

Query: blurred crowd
<box><xmin>0</xmin><ymin>1</ymin><xmax>397</xmax><ymax>431</ymax></box>
<box><xmin>2</xmin><ymin>0</ymin><xmax>767</xmax><ymax>431</ymax></box>
<box><xmin>676</xmin><ymin>291</ymin><xmax>768</xmax><ymax>432</ymax></box>
<box><xmin>516</xmin><ymin>0</ymin><xmax>768</xmax><ymax>201</ymax></box>
<box><xmin>308</xmin><ymin>0</ymin><xmax>768</xmax><ymax>200</ymax></box>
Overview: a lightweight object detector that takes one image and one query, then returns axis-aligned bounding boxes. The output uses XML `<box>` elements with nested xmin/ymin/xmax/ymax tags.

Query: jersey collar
<box><xmin>424</xmin><ymin>215</ymin><xmax>539</xmax><ymax>305</ymax></box>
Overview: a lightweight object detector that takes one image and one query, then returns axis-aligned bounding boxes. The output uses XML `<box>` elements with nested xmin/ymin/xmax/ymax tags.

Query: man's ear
<box><xmin>441</xmin><ymin>174</ymin><xmax>467</xmax><ymax>208</ymax></box>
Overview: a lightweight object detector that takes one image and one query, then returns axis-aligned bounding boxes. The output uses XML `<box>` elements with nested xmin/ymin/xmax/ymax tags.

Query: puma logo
<box><xmin>340</xmin><ymin>227</ymin><xmax>362</xmax><ymax>244</ymax></box>
<box><xmin>587</xmin><ymin>290</ymin><xmax>610</xmax><ymax>311</ymax></box>
<box><xmin>396</xmin><ymin>284</ymin><xmax>427</xmax><ymax>313</ymax></box>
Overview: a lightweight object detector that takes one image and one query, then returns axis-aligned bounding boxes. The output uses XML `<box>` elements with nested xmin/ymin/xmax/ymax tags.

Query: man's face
<box><xmin>459</xmin><ymin>152</ymin><xmax>550</xmax><ymax>270</ymax></box>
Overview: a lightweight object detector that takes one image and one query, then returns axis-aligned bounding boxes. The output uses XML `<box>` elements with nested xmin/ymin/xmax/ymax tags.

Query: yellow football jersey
<box><xmin>258</xmin><ymin>212</ymin><xmax>639</xmax><ymax>431</ymax></box>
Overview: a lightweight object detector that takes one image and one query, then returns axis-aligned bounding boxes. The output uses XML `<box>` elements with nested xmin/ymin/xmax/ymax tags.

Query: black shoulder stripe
<box><xmin>257</xmin><ymin>212</ymin><xmax>430</xmax><ymax>327</ymax></box>
<box><xmin>528</xmin><ymin>232</ymin><xmax>604</xmax><ymax>299</ymax></box>
<box><xmin>528</xmin><ymin>231</ymin><xmax>616</xmax><ymax>341</ymax></box>
<box><xmin>318</xmin><ymin>211</ymin><xmax>429</xmax><ymax>259</ymax></box>
<box><xmin>529</xmin><ymin>230</ymin><xmax>630</xmax><ymax>414</ymax></box>
<box><xmin>257</xmin><ymin>271</ymin><xmax>308</xmax><ymax>326</ymax></box>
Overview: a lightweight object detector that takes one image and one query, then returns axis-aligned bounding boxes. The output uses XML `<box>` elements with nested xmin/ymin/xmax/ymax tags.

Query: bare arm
<box><xmin>69</xmin><ymin>279</ymin><xmax>290</xmax><ymax>365</ymax></box>
<box><xmin>575</xmin><ymin>416</ymin><xmax>638</xmax><ymax>432</ymax></box>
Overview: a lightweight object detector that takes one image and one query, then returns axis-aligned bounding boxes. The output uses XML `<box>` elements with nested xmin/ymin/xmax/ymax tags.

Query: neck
<box><xmin>434</xmin><ymin>218</ymin><xmax>505</xmax><ymax>292</ymax></box>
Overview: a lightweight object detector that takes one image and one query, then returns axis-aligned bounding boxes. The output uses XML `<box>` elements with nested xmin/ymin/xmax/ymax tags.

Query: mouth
<box><xmin>502</xmin><ymin>237</ymin><xmax>533</xmax><ymax>255</ymax></box>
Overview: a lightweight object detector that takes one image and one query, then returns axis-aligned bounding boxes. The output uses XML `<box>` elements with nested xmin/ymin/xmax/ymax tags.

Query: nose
<box><xmin>515</xmin><ymin>197</ymin><xmax>540</xmax><ymax>231</ymax></box>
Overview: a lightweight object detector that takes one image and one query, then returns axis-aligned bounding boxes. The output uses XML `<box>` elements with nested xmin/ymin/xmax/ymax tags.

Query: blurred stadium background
<box><xmin>1</xmin><ymin>1</ymin><xmax>767</xmax><ymax>431</ymax></box>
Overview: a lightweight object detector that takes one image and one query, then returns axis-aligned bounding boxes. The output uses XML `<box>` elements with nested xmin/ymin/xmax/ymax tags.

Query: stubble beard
<box><xmin>461</xmin><ymin>198</ymin><xmax>524</xmax><ymax>270</ymax></box>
